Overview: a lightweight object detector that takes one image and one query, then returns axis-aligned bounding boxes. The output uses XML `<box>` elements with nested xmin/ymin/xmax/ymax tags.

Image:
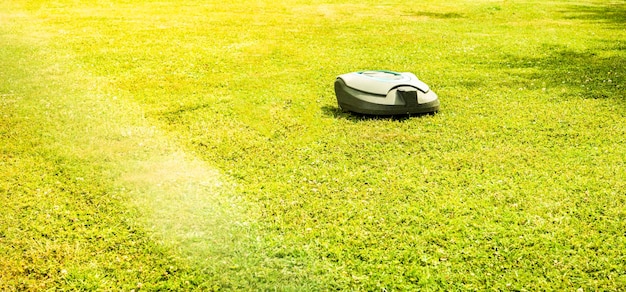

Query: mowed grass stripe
<box><xmin>0</xmin><ymin>5</ymin><xmax>262</xmax><ymax>290</ymax></box>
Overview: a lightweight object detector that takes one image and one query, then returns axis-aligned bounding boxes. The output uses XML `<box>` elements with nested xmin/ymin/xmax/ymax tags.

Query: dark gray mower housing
<box><xmin>334</xmin><ymin>70</ymin><xmax>439</xmax><ymax>115</ymax></box>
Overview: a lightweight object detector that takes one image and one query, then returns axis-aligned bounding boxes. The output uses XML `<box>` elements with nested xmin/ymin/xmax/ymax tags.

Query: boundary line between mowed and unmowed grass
<box><xmin>0</xmin><ymin>5</ymin><xmax>254</xmax><ymax>290</ymax></box>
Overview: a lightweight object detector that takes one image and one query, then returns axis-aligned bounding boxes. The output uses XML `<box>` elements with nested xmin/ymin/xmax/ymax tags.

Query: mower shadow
<box><xmin>321</xmin><ymin>105</ymin><xmax>436</xmax><ymax>122</ymax></box>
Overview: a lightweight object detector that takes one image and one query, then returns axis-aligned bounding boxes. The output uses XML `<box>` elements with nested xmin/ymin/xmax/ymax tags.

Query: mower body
<box><xmin>334</xmin><ymin>70</ymin><xmax>439</xmax><ymax>115</ymax></box>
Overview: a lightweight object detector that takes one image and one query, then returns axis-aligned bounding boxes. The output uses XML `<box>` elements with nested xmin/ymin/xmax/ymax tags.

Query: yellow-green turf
<box><xmin>1</xmin><ymin>0</ymin><xmax>625</xmax><ymax>290</ymax></box>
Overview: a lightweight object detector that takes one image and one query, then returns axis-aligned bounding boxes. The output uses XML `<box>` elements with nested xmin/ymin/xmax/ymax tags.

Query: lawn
<box><xmin>1</xmin><ymin>0</ymin><xmax>625</xmax><ymax>290</ymax></box>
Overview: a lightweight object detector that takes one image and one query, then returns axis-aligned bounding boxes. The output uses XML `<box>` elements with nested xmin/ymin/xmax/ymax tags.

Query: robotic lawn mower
<box><xmin>334</xmin><ymin>70</ymin><xmax>439</xmax><ymax>115</ymax></box>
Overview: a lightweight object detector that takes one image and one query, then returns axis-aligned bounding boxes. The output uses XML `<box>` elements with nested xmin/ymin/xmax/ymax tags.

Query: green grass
<box><xmin>1</xmin><ymin>0</ymin><xmax>625</xmax><ymax>290</ymax></box>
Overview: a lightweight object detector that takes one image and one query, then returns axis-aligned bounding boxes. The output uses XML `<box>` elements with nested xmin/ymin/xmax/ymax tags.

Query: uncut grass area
<box><xmin>1</xmin><ymin>0</ymin><xmax>626</xmax><ymax>290</ymax></box>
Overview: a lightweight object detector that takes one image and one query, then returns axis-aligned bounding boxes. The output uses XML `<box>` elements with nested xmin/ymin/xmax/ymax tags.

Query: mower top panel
<box><xmin>337</xmin><ymin>70</ymin><xmax>430</xmax><ymax>96</ymax></box>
